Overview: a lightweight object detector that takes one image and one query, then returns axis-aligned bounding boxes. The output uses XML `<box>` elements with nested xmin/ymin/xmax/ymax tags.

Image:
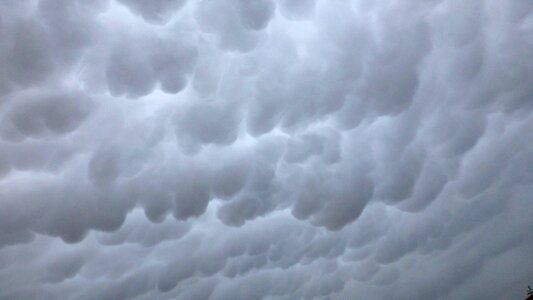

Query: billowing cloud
<box><xmin>1</xmin><ymin>0</ymin><xmax>533</xmax><ymax>299</ymax></box>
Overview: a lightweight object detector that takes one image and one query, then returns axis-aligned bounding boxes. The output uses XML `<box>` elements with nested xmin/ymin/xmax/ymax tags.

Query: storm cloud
<box><xmin>1</xmin><ymin>0</ymin><xmax>533</xmax><ymax>299</ymax></box>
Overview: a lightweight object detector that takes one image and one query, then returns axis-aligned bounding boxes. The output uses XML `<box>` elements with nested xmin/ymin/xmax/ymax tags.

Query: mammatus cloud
<box><xmin>1</xmin><ymin>0</ymin><xmax>533</xmax><ymax>299</ymax></box>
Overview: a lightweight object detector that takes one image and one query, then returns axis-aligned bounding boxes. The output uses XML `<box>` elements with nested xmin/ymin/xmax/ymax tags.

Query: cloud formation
<box><xmin>1</xmin><ymin>0</ymin><xmax>533</xmax><ymax>299</ymax></box>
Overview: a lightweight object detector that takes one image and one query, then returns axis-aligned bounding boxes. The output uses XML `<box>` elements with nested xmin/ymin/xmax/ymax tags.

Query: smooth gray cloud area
<box><xmin>1</xmin><ymin>0</ymin><xmax>533</xmax><ymax>299</ymax></box>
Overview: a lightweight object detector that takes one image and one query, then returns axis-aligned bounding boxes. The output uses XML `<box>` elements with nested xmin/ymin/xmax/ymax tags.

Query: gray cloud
<box><xmin>1</xmin><ymin>0</ymin><xmax>533</xmax><ymax>299</ymax></box>
<box><xmin>117</xmin><ymin>0</ymin><xmax>186</xmax><ymax>24</ymax></box>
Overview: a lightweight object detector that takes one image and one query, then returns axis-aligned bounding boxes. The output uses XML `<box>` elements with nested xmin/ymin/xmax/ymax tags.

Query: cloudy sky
<box><xmin>1</xmin><ymin>0</ymin><xmax>533</xmax><ymax>299</ymax></box>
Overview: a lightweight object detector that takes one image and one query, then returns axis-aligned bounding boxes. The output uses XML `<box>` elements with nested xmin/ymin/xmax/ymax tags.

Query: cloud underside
<box><xmin>1</xmin><ymin>0</ymin><xmax>533</xmax><ymax>299</ymax></box>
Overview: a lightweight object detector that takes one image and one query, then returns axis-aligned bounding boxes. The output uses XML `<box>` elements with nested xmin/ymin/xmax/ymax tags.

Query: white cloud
<box><xmin>1</xmin><ymin>0</ymin><xmax>533</xmax><ymax>299</ymax></box>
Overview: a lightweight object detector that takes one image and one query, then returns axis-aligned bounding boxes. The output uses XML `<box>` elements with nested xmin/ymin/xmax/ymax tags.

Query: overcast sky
<box><xmin>0</xmin><ymin>0</ymin><xmax>533</xmax><ymax>299</ymax></box>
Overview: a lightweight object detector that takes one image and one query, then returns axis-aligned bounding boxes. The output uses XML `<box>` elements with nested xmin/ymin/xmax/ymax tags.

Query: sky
<box><xmin>0</xmin><ymin>0</ymin><xmax>533</xmax><ymax>299</ymax></box>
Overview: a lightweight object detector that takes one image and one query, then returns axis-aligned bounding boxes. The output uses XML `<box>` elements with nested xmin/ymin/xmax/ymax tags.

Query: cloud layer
<box><xmin>1</xmin><ymin>0</ymin><xmax>533</xmax><ymax>299</ymax></box>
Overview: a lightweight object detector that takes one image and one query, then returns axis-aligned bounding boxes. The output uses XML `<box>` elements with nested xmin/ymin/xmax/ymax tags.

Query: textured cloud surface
<box><xmin>1</xmin><ymin>0</ymin><xmax>533</xmax><ymax>299</ymax></box>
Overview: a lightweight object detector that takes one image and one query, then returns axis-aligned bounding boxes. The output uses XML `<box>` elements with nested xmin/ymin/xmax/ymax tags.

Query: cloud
<box><xmin>117</xmin><ymin>0</ymin><xmax>186</xmax><ymax>24</ymax></box>
<box><xmin>1</xmin><ymin>0</ymin><xmax>533</xmax><ymax>299</ymax></box>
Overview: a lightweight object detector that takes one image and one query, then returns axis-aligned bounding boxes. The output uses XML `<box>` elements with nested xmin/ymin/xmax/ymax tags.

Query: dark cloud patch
<box><xmin>118</xmin><ymin>0</ymin><xmax>186</xmax><ymax>24</ymax></box>
<box><xmin>150</xmin><ymin>34</ymin><xmax>198</xmax><ymax>94</ymax></box>
<box><xmin>174</xmin><ymin>101</ymin><xmax>241</xmax><ymax>151</ymax></box>
<box><xmin>106</xmin><ymin>43</ymin><xmax>157</xmax><ymax>98</ymax></box>
<box><xmin>218</xmin><ymin>194</ymin><xmax>267</xmax><ymax>227</ymax></box>
<box><xmin>104</xmin><ymin>30</ymin><xmax>198</xmax><ymax>98</ymax></box>
<box><xmin>5</xmin><ymin>19</ymin><xmax>55</xmax><ymax>87</ymax></box>
<box><xmin>89</xmin><ymin>144</ymin><xmax>122</xmax><ymax>186</ymax></box>
<box><xmin>38</xmin><ymin>0</ymin><xmax>103</xmax><ymax>64</ymax></box>
<box><xmin>6</xmin><ymin>89</ymin><xmax>93</xmax><ymax>139</ymax></box>
<box><xmin>277</xmin><ymin>0</ymin><xmax>316</xmax><ymax>20</ymax></box>
<box><xmin>194</xmin><ymin>0</ymin><xmax>272</xmax><ymax>52</ymax></box>
<box><xmin>237</xmin><ymin>0</ymin><xmax>275</xmax><ymax>31</ymax></box>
